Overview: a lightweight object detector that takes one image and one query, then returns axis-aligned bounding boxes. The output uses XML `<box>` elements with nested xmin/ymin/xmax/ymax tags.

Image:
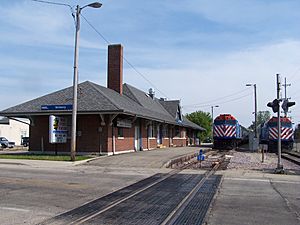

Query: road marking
<box><xmin>0</xmin><ymin>207</ymin><xmax>30</xmax><ymax>212</ymax></box>
<box><xmin>224</xmin><ymin>177</ymin><xmax>300</xmax><ymax>184</ymax></box>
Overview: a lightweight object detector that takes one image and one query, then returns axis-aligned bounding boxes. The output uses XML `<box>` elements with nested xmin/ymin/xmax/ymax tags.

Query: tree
<box><xmin>248</xmin><ymin>110</ymin><xmax>271</xmax><ymax>130</ymax></box>
<box><xmin>186</xmin><ymin>111</ymin><xmax>212</xmax><ymax>141</ymax></box>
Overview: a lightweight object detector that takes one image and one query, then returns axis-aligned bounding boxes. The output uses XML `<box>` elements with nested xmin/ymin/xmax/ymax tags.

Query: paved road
<box><xmin>1</xmin><ymin>147</ymin><xmax>300</xmax><ymax>225</ymax></box>
<box><xmin>86</xmin><ymin>146</ymin><xmax>201</xmax><ymax>168</ymax></box>
<box><xmin>206</xmin><ymin>169</ymin><xmax>300</xmax><ymax>225</ymax></box>
<box><xmin>0</xmin><ymin>147</ymin><xmax>200</xmax><ymax>225</ymax></box>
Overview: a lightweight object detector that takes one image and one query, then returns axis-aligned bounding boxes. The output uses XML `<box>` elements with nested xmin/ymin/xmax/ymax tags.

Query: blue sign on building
<box><xmin>41</xmin><ymin>105</ymin><xmax>73</xmax><ymax>110</ymax></box>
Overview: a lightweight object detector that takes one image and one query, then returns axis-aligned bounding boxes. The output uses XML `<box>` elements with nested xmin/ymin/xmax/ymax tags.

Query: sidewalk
<box><xmin>206</xmin><ymin>151</ymin><xmax>300</xmax><ymax>225</ymax></box>
<box><xmin>85</xmin><ymin>146</ymin><xmax>203</xmax><ymax>168</ymax></box>
<box><xmin>0</xmin><ymin>146</ymin><xmax>204</xmax><ymax>171</ymax></box>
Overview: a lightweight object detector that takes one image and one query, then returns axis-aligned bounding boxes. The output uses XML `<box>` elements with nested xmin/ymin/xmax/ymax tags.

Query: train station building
<box><xmin>0</xmin><ymin>44</ymin><xmax>204</xmax><ymax>155</ymax></box>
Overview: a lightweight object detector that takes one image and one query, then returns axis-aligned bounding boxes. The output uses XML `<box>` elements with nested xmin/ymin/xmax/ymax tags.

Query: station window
<box><xmin>162</xmin><ymin>126</ymin><xmax>169</xmax><ymax>138</ymax></box>
<box><xmin>117</xmin><ymin>127</ymin><xmax>124</xmax><ymax>138</ymax></box>
<box><xmin>147</xmin><ymin>125</ymin><xmax>152</xmax><ymax>138</ymax></box>
<box><xmin>175</xmin><ymin>127</ymin><xmax>180</xmax><ymax>137</ymax></box>
<box><xmin>148</xmin><ymin>123</ymin><xmax>157</xmax><ymax>138</ymax></box>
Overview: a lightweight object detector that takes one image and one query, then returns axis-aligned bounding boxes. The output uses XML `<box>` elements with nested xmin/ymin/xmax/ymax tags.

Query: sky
<box><xmin>0</xmin><ymin>0</ymin><xmax>300</xmax><ymax>127</ymax></box>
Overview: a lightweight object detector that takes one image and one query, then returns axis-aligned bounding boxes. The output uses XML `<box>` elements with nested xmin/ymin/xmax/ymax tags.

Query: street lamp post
<box><xmin>211</xmin><ymin>105</ymin><xmax>219</xmax><ymax>142</ymax></box>
<box><xmin>70</xmin><ymin>2</ymin><xmax>102</xmax><ymax>161</ymax></box>
<box><xmin>246</xmin><ymin>83</ymin><xmax>257</xmax><ymax>138</ymax></box>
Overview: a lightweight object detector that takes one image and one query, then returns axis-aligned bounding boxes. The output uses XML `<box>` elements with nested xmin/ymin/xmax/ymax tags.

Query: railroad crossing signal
<box><xmin>282</xmin><ymin>99</ymin><xmax>295</xmax><ymax>114</ymax></box>
<box><xmin>267</xmin><ymin>99</ymin><xmax>280</xmax><ymax>113</ymax></box>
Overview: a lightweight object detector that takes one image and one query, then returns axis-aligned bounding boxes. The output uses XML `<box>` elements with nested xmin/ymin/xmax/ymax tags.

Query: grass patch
<box><xmin>0</xmin><ymin>154</ymin><xmax>92</xmax><ymax>161</ymax></box>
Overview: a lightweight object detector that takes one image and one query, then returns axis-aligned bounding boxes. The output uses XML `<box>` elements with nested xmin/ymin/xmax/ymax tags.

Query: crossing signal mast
<box><xmin>282</xmin><ymin>77</ymin><xmax>295</xmax><ymax>116</ymax></box>
<box><xmin>267</xmin><ymin>74</ymin><xmax>296</xmax><ymax>174</ymax></box>
<box><xmin>267</xmin><ymin>99</ymin><xmax>280</xmax><ymax>113</ymax></box>
<box><xmin>282</xmin><ymin>99</ymin><xmax>296</xmax><ymax>114</ymax></box>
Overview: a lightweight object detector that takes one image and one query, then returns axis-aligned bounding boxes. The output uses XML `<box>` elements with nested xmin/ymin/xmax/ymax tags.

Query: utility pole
<box><xmin>254</xmin><ymin>84</ymin><xmax>257</xmax><ymax>138</ymax></box>
<box><xmin>211</xmin><ymin>105</ymin><xmax>219</xmax><ymax>142</ymax></box>
<box><xmin>282</xmin><ymin>77</ymin><xmax>291</xmax><ymax>117</ymax></box>
<box><xmin>276</xmin><ymin>74</ymin><xmax>284</xmax><ymax>173</ymax></box>
<box><xmin>70</xmin><ymin>5</ymin><xmax>80</xmax><ymax>162</ymax></box>
<box><xmin>246</xmin><ymin>83</ymin><xmax>258</xmax><ymax>151</ymax></box>
<box><xmin>70</xmin><ymin>2</ymin><xmax>102</xmax><ymax>161</ymax></box>
<box><xmin>32</xmin><ymin>1</ymin><xmax>102</xmax><ymax>161</ymax></box>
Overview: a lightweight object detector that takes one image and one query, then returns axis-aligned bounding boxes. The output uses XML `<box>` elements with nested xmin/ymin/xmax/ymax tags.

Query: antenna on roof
<box><xmin>148</xmin><ymin>88</ymin><xmax>155</xmax><ymax>99</ymax></box>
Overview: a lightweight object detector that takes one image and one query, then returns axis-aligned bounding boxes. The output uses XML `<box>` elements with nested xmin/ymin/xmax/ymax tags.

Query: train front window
<box><xmin>214</xmin><ymin>120</ymin><xmax>236</xmax><ymax>125</ymax></box>
<box><xmin>268</xmin><ymin>122</ymin><xmax>291</xmax><ymax>127</ymax></box>
<box><xmin>225</xmin><ymin>120</ymin><xmax>236</xmax><ymax>125</ymax></box>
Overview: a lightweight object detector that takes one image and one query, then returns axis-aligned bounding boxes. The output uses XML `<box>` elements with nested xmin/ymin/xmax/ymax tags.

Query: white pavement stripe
<box><xmin>224</xmin><ymin>177</ymin><xmax>300</xmax><ymax>184</ymax></box>
<box><xmin>0</xmin><ymin>207</ymin><xmax>30</xmax><ymax>212</ymax></box>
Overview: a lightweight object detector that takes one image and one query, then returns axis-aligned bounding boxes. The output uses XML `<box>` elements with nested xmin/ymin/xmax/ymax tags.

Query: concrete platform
<box><xmin>1</xmin><ymin>147</ymin><xmax>300</xmax><ymax>225</ymax></box>
<box><xmin>206</xmin><ymin>165</ymin><xmax>300</xmax><ymax>225</ymax></box>
<box><xmin>85</xmin><ymin>146</ymin><xmax>203</xmax><ymax>169</ymax></box>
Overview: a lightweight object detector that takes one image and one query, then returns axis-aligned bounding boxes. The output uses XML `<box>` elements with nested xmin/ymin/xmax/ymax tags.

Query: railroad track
<box><xmin>282</xmin><ymin>150</ymin><xmax>300</xmax><ymax>166</ymax></box>
<box><xmin>39</xmin><ymin>153</ymin><xmax>225</xmax><ymax>225</ymax></box>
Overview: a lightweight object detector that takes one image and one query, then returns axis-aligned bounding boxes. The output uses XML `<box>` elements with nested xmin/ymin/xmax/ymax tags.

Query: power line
<box><xmin>31</xmin><ymin>0</ymin><xmax>75</xmax><ymax>23</ymax></box>
<box><xmin>287</xmin><ymin>66</ymin><xmax>300</xmax><ymax>83</ymax></box>
<box><xmin>80</xmin><ymin>13</ymin><xmax>111</xmax><ymax>45</ymax></box>
<box><xmin>80</xmin><ymin>13</ymin><xmax>169</xmax><ymax>98</ymax></box>
<box><xmin>32</xmin><ymin>0</ymin><xmax>169</xmax><ymax>98</ymax></box>
<box><xmin>31</xmin><ymin>0</ymin><xmax>72</xmax><ymax>8</ymax></box>
<box><xmin>183</xmin><ymin>88</ymin><xmax>251</xmax><ymax>107</ymax></box>
<box><xmin>183</xmin><ymin>92</ymin><xmax>252</xmax><ymax>109</ymax></box>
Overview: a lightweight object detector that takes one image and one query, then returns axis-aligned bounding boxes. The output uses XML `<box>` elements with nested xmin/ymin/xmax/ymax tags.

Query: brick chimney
<box><xmin>107</xmin><ymin>44</ymin><xmax>123</xmax><ymax>95</ymax></box>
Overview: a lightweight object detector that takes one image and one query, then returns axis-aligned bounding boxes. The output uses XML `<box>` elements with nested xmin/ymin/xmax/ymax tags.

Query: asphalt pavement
<box><xmin>0</xmin><ymin>147</ymin><xmax>300</xmax><ymax>225</ymax></box>
<box><xmin>206</xmin><ymin>169</ymin><xmax>300</xmax><ymax>225</ymax></box>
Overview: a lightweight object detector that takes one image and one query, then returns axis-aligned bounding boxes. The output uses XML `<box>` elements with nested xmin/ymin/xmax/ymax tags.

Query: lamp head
<box><xmin>87</xmin><ymin>2</ymin><xmax>102</xmax><ymax>8</ymax></box>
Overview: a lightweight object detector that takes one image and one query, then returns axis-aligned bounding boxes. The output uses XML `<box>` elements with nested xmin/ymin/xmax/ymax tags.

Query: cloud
<box><xmin>1</xmin><ymin>0</ymin><xmax>300</xmax><ymax>126</ymax></box>
<box><xmin>0</xmin><ymin>0</ymin><xmax>106</xmax><ymax>50</ymax></box>
<box><xmin>124</xmin><ymin>39</ymin><xmax>300</xmax><ymax>126</ymax></box>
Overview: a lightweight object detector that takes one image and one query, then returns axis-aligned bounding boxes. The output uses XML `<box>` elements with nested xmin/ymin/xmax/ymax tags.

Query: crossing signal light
<box><xmin>267</xmin><ymin>99</ymin><xmax>280</xmax><ymax>113</ymax></box>
<box><xmin>282</xmin><ymin>99</ymin><xmax>296</xmax><ymax>113</ymax></box>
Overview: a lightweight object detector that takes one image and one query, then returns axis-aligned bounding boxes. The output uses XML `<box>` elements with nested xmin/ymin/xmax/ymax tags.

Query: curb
<box><xmin>163</xmin><ymin>148</ymin><xmax>212</xmax><ymax>168</ymax></box>
<box><xmin>73</xmin><ymin>155</ymin><xmax>110</xmax><ymax>165</ymax></box>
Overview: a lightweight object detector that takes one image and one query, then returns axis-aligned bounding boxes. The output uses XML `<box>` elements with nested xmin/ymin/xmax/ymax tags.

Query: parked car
<box><xmin>22</xmin><ymin>137</ymin><xmax>29</xmax><ymax>147</ymax></box>
<box><xmin>0</xmin><ymin>137</ymin><xmax>9</xmax><ymax>148</ymax></box>
<box><xmin>8</xmin><ymin>141</ymin><xmax>15</xmax><ymax>148</ymax></box>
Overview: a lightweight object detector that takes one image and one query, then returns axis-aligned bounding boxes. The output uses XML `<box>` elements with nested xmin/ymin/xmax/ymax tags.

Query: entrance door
<box><xmin>135</xmin><ymin>125</ymin><xmax>141</xmax><ymax>151</ymax></box>
<box><xmin>157</xmin><ymin>125</ymin><xmax>162</xmax><ymax>145</ymax></box>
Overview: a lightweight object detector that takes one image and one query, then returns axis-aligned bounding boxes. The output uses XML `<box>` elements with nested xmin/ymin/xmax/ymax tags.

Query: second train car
<box><xmin>259</xmin><ymin>116</ymin><xmax>294</xmax><ymax>151</ymax></box>
<box><xmin>213</xmin><ymin>114</ymin><xmax>242</xmax><ymax>149</ymax></box>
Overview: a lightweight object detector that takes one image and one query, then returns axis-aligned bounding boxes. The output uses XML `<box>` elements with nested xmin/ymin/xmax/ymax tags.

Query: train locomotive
<box><xmin>259</xmin><ymin>116</ymin><xmax>294</xmax><ymax>152</ymax></box>
<box><xmin>213</xmin><ymin>114</ymin><xmax>242</xmax><ymax>149</ymax></box>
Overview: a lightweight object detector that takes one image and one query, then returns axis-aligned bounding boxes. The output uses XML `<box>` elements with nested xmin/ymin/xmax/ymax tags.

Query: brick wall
<box><xmin>162</xmin><ymin>138</ymin><xmax>170</xmax><ymax>147</ymax></box>
<box><xmin>107</xmin><ymin>44</ymin><xmax>123</xmax><ymax>95</ymax></box>
<box><xmin>30</xmin><ymin>115</ymin><xmax>102</xmax><ymax>153</ymax></box>
<box><xmin>29</xmin><ymin>115</ymin><xmax>197</xmax><ymax>154</ymax></box>
<box><xmin>114</xmin><ymin>126</ymin><xmax>135</xmax><ymax>152</ymax></box>
<box><xmin>77</xmin><ymin>115</ymin><xmax>101</xmax><ymax>152</ymax></box>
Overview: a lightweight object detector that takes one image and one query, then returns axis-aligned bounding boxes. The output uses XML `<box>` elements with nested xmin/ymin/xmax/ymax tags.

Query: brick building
<box><xmin>0</xmin><ymin>44</ymin><xmax>204</xmax><ymax>155</ymax></box>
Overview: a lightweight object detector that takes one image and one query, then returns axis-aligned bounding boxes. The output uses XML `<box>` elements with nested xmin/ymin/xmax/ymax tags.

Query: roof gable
<box><xmin>1</xmin><ymin>81</ymin><xmax>120</xmax><ymax>114</ymax></box>
<box><xmin>0</xmin><ymin>81</ymin><xmax>204</xmax><ymax>130</ymax></box>
<box><xmin>123</xmin><ymin>83</ymin><xmax>171</xmax><ymax>116</ymax></box>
